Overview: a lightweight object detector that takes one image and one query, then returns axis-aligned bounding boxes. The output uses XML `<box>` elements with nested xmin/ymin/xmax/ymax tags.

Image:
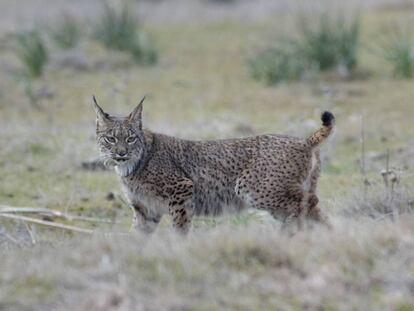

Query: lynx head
<box><xmin>93</xmin><ymin>96</ymin><xmax>146</xmax><ymax>177</ymax></box>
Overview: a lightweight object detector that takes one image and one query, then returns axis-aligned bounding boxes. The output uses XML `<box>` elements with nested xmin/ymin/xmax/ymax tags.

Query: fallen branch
<box><xmin>0</xmin><ymin>205</ymin><xmax>115</xmax><ymax>224</ymax></box>
<box><xmin>0</xmin><ymin>213</ymin><xmax>94</xmax><ymax>234</ymax></box>
<box><xmin>0</xmin><ymin>206</ymin><xmax>63</xmax><ymax>216</ymax></box>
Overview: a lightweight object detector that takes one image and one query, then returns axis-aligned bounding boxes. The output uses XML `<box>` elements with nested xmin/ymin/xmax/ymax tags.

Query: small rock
<box><xmin>42</xmin><ymin>216</ymin><xmax>54</xmax><ymax>222</ymax></box>
<box><xmin>105</xmin><ymin>192</ymin><xmax>115</xmax><ymax>201</ymax></box>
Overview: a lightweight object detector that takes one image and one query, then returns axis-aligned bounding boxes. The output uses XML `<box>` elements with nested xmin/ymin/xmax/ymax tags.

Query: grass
<box><xmin>15</xmin><ymin>30</ymin><xmax>48</xmax><ymax>78</ymax></box>
<box><xmin>339</xmin><ymin>183</ymin><xmax>414</xmax><ymax>219</ymax></box>
<box><xmin>94</xmin><ymin>2</ymin><xmax>158</xmax><ymax>65</ymax></box>
<box><xmin>376</xmin><ymin>23</ymin><xmax>414</xmax><ymax>78</ymax></box>
<box><xmin>51</xmin><ymin>14</ymin><xmax>81</xmax><ymax>50</ymax></box>
<box><xmin>250</xmin><ymin>12</ymin><xmax>360</xmax><ymax>84</ymax></box>
<box><xmin>94</xmin><ymin>2</ymin><xmax>138</xmax><ymax>51</ymax></box>
<box><xmin>249</xmin><ymin>43</ymin><xmax>306</xmax><ymax>85</ymax></box>
<box><xmin>0</xmin><ymin>1</ymin><xmax>414</xmax><ymax>310</ymax></box>
<box><xmin>299</xmin><ymin>13</ymin><xmax>360</xmax><ymax>72</ymax></box>
<box><xmin>1</xmin><ymin>215</ymin><xmax>413</xmax><ymax>310</ymax></box>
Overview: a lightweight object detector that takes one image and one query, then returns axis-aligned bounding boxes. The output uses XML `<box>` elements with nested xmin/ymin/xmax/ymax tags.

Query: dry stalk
<box><xmin>380</xmin><ymin>149</ymin><xmax>400</xmax><ymax>223</ymax></box>
<box><xmin>24</xmin><ymin>222</ymin><xmax>37</xmax><ymax>245</ymax></box>
<box><xmin>0</xmin><ymin>213</ymin><xmax>94</xmax><ymax>234</ymax></box>
<box><xmin>0</xmin><ymin>205</ymin><xmax>115</xmax><ymax>224</ymax></box>
<box><xmin>360</xmin><ymin>115</ymin><xmax>370</xmax><ymax>200</ymax></box>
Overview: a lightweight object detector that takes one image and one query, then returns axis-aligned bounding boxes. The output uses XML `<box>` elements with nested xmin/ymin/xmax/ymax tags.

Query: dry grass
<box><xmin>1</xmin><ymin>1</ymin><xmax>414</xmax><ymax>310</ymax></box>
<box><xmin>1</xmin><ymin>214</ymin><xmax>413</xmax><ymax>310</ymax></box>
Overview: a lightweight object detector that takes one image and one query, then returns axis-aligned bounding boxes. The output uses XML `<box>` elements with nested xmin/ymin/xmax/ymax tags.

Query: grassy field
<box><xmin>0</xmin><ymin>1</ymin><xmax>414</xmax><ymax>310</ymax></box>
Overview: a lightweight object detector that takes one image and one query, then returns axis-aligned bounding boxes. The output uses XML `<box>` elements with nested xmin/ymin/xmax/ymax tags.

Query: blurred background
<box><xmin>0</xmin><ymin>0</ymin><xmax>414</xmax><ymax>310</ymax></box>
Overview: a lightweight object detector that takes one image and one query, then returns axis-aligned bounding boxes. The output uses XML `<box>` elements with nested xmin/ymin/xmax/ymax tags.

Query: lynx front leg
<box><xmin>130</xmin><ymin>202</ymin><xmax>161</xmax><ymax>234</ymax></box>
<box><xmin>168</xmin><ymin>178</ymin><xmax>194</xmax><ymax>235</ymax></box>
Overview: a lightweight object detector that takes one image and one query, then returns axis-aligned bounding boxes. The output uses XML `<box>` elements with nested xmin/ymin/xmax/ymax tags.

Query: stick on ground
<box><xmin>0</xmin><ymin>205</ymin><xmax>115</xmax><ymax>224</ymax></box>
<box><xmin>0</xmin><ymin>213</ymin><xmax>94</xmax><ymax>234</ymax></box>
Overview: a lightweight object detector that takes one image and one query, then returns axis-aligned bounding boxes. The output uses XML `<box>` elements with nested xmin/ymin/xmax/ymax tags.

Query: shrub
<box><xmin>340</xmin><ymin>186</ymin><xmax>414</xmax><ymax>219</ymax></box>
<box><xmin>249</xmin><ymin>44</ymin><xmax>306</xmax><ymax>85</ymax></box>
<box><xmin>387</xmin><ymin>43</ymin><xmax>414</xmax><ymax>78</ymax></box>
<box><xmin>299</xmin><ymin>13</ymin><xmax>360</xmax><ymax>71</ymax></box>
<box><xmin>129</xmin><ymin>41</ymin><xmax>158</xmax><ymax>65</ymax></box>
<box><xmin>94</xmin><ymin>2</ymin><xmax>137</xmax><ymax>51</ymax></box>
<box><xmin>94</xmin><ymin>2</ymin><xmax>158</xmax><ymax>64</ymax></box>
<box><xmin>377</xmin><ymin>24</ymin><xmax>414</xmax><ymax>78</ymax></box>
<box><xmin>128</xmin><ymin>32</ymin><xmax>158</xmax><ymax>65</ymax></box>
<box><xmin>336</xmin><ymin>17</ymin><xmax>360</xmax><ymax>70</ymax></box>
<box><xmin>388</xmin><ymin>42</ymin><xmax>414</xmax><ymax>78</ymax></box>
<box><xmin>15</xmin><ymin>31</ymin><xmax>48</xmax><ymax>78</ymax></box>
<box><xmin>249</xmin><ymin>13</ymin><xmax>360</xmax><ymax>85</ymax></box>
<box><xmin>51</xmin><ymin>15</ymin><xmax>81</xmax><ymax>49</ymax></box>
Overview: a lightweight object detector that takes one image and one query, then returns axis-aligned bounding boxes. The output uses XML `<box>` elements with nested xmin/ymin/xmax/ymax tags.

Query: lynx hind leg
<box><xmin>168</xmin><ymin>178</ymin><xmax>194</xmax><ymax>235</ymax></box>
<box><xmin>307</xmin><ymin>198</ymin><xmax>332</xmax><ymax>228</ymax></box>
<box><xmin>308</xmin><ymin>150</ymin><xmax>321</xmax><ymax>195</ymax></box>
<box><xmin>282</xmin><ymin>190</ymin><xmax>325</xmax><ymax>231</ymax></box>
<box><xmin>304</xmin><ymin>150</ymin><xmax>331</xmax><ymax>227</ymax></box>
<box><xmin>236</xmin><ymin>168</ymin><xmax>325</xmax><ymax>230</ymax></box>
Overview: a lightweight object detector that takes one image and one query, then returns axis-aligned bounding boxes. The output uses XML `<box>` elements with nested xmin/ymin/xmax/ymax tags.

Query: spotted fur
<box><xmin>93</xmin><ymin>96</ymin><xmax>335</xmax><ymax>234</ymax></box>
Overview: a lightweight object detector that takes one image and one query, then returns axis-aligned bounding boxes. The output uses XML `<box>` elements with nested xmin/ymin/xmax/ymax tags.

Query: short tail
<box><xmin>307</xmin><ymin>111</ymin><xmax>335</xmax><ymax>148</ymax></box>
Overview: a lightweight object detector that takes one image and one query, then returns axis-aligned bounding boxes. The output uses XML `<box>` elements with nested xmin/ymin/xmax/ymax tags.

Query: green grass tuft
<box><xmin>51</xmin><ymin>14</ymin><xmax>81</xmax><ymax>49</ymax></box>
<box><xmin>94</xmin><ymin>2</ymin><xmax>158</xmax><ymax>65</ymax></box>
<box><xmin>249</xmin><ymin>44</ymin><xmax>306</xmax><ymax>85</ymax></box>
<box><xmin>299</xmin><ymin>13</ymin><xmax>360</xmax><ymax>72</ymax></box>
<box><xmin>377</xmin><ymin>24</ymin><xmax>414</xmax><ymax>78</ymax></box>
<box><xmin>94</xmin><ymin>2</ymin><xmax>137</xmax><ymax>51</ymax></box>
<box><xmin>250</xmin><ymin>13</ymin><xmax>360</xmax><ymax>84</ymax></box>
<box><xmin>15</xmin><ymin>31</ymin><xmax>48</xmax><ymax>78</ymax></box>
<box><xmin>129</xmin><ymin>36</ymin><xmax>158</xmax><ymax>65</ymax></box>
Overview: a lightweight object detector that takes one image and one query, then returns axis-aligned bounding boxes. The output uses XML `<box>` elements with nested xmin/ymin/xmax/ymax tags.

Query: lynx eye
<box><xmin>104</xmin><ymin>136</ymin><xmax>116</xmax><ymax>144</ymax></box>
<box><xmin>126</xmin><ymin>136</ymin><xmax>137</xmax><ymax>144</ymax></box>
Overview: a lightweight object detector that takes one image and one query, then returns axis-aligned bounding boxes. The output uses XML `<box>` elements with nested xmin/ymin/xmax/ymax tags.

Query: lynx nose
<box><xmin>117</xmin><ymin>151</ymin><xmax>127</xmax><ymax>157</ymax></box>
<box><xmin>114</xmin><ymin>150</ymin><xmax>128</xmax><ymax>161</ymax></box>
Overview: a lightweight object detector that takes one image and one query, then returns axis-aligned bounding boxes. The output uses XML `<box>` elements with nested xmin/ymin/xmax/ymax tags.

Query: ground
<box><xmin>0</xmin><ymin>1</ymin><xmax>413</xmax><ymax>310</ymax></box>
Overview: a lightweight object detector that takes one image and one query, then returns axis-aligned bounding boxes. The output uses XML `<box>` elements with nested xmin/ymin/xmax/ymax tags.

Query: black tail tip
<box><xmin>321</xmin><ymin>111</ymin><xmax>335</xmax><ymax>126</ymax></box>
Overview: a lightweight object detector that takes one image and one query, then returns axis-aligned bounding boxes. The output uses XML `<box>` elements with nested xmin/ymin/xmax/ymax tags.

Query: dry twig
<box><xmin>360</xmin><ymin>115</ymin><xmax>370</xmax><ymax>199</ymax></box>
<box><xmin>0</xmin><ymin>205</ymin><xmax>115</xmax><ymax>224</ymax></box>
<box><xmin>0</xmin><ymin>213</ymin><xmax>94</xmax><ymax>234</ymax></box>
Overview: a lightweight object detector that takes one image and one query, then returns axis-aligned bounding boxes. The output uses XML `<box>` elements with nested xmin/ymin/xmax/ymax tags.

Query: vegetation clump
<box><xmin>250</xmin><ymin>13</ymin><xmax>360</xmax><ymax>84</ymax></box>
<box><xmin>249</xmin><ymin>44</ymin><xmax>306</xmax><ymax>84</ymax></box>
<box><xmin>15</xmin><ymin>31</ymin><xmax>48</xmax><ymax>78</ymax></box>
<box><xmin>377</xmin><ymin>24</ymin><xmax>414</xmax><ymax>78</ymax></box>
<box><xmin>299</xmin><ymin>14</ymin><xmax>360</xmax><ymax>72</ymax></box>
<box><xmin>94</xmin><ymin>2</ymin><xmax>158</xmax><ymax>65</ymax></box>
<box><xmin>51</xmin><ymin>14</ymin><xmax>81</xmax><ymax>50</ymax></box>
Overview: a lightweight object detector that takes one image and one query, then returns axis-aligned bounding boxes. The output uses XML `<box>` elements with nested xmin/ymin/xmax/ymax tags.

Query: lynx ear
<box><xmin>128</xmin><ymin>96</ymin><xmax>145</xmax><ymax>129</ymax></box>
<box><xmin>92</xmin><ymin>95</ymin><xmax>109</xmax><ymax>125</ymax></box>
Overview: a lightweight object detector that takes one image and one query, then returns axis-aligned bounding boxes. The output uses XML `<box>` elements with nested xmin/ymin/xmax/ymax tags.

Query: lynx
<box><xmin>93</xmin><ymin>96</ymin><xmax>334</xmax><ymax>234</ymax></box>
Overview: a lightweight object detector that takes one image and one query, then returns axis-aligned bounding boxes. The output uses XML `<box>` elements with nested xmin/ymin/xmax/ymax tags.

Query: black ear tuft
<box><xmin>321</xmin><ymin>111</ymin><xmax>335</xmax><ymax>127</ymax></box>
<box><xmin>92</xmin><ymin>95</ymin><xmax>110</xmax><ymax>122</ymax></box>
<box><xmin>128</xmin><ymin>96</ymin><xmax>146</xmax><ymax>128</ymax></box>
